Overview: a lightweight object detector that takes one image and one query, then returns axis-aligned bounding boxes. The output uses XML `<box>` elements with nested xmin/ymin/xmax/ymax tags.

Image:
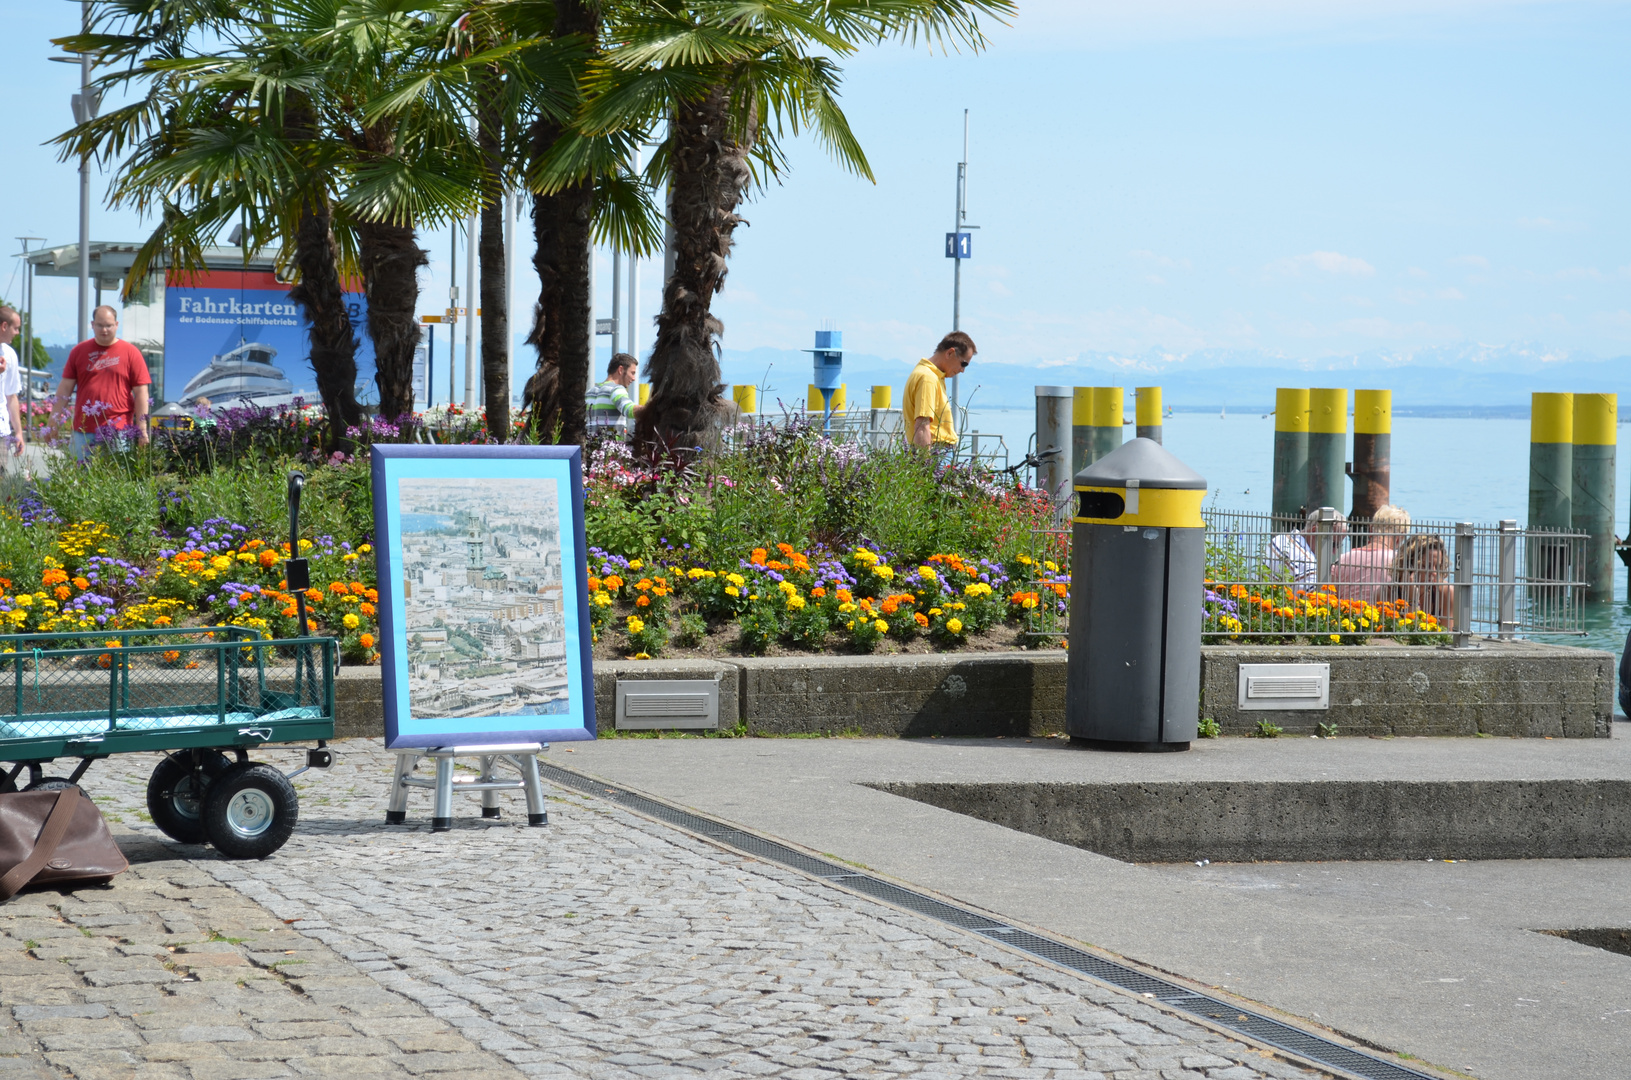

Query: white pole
<box><xmin>629</xmin><ymin>147</ymin><xmax>642</xmax><ymax>360</ymax></box>
<box><xmin>950</xmin><ymin>109</ymin><xmax>967</xmax><ymax>415</ymax></box>
<box><xmin>610</xmin><ymin>247</ymin><xmax>622</xmax><ymax>360</ymax></box>
<box><xmin>504</xmin><ymin>189</ymin><xmax>515</xmax><ymax>412</ymax></box>
<box><xmin>76</xmin><ymin>0</ymin><xmax>92</xmax><ymax>341</ymax></box>
<box><xmin>464</xmin><ymin>207</ymin><xmax>478</xmax><ymax>409</ymax></box>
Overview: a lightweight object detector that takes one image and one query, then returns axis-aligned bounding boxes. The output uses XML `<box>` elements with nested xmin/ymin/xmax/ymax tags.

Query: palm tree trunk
<box><xmin>358</xmin><ymin>220</ymin><xmax>427</xmax><ymax>422</ymax></box>
<box><xmin>477</xmin><ymin>71</ymin><xmax>510</xmax><ymax>441</ymax></box>
<box><xmin>284</xmin><ymin>94</ymin><xmax>362</xmax><ymax>445</ymax></box>
<box><xmin>523</xmin><ymin>0</ymin><xmax>597</xmax><ymax>446</ymax></box>
<box><xmin>635</xmin><ymin>85</ymin><xmax>756</xmax><ymax>458</ymax></box>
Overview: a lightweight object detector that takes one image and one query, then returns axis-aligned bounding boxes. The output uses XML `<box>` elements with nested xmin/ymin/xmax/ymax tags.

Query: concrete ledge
<box><xmin>328</xmin><ymin>639</ymin><xmax>1611</xmax><ymax>740</ymax></box>
<box><xmin>1201</xmin><ymin>641</ymin><xmax>1614</xmax><ymax>738</ymax></box>
<box><xmin>871</xmin><ymin>778</ymin><xmax>1631</xmax><ymax>861</ymax></box>
<box><xmin>731</xmin><ymin>653</ymin><xmax>1066</xmax><ymax>737</ymax></box>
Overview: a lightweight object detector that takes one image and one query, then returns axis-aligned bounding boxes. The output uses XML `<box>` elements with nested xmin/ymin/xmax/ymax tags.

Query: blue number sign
<box><xmin>944</xmin><ymin>232</ymin><xmax>972</xmax><ymax>259</ymax></box>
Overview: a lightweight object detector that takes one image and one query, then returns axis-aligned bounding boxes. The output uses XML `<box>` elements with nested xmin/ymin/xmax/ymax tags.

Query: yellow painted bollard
<box><xmin>732</xmin><ymin>385</ymin><xmax>756</xmax><ymax>414</ymax></box>
<box><xmin>806</xmin><ymin>384</ymin><xmax>822</xmax><ymax>412</ymax></box>
<box><xmin>1272</xmin><ymin>388</ymin><xmax>1311</xmax><ymax>532</ymax></box>
<box><xmin>1135</xmin><ymin>386</ymin><xmax>1162</xmax><ymax>443</ymax></box>
<box><xmin>1529</xmin><ymin>393</ymin><xmax>1573</xmax><ymax>532</ymax></box>
<box><xmin>870</xmin><ymin>385</ymin><xmax>891</xmax><ymax>409</ymax></box>
<box><xmin>1572</xmin><ymin>393</ymin><xmax>1616</xmax><ymax>600</ymax></box>
<box><xmin>638</xmin><ymin>382</ymin><xmax>651</xmax><ymax>406</ymax></box>
<box><xmin>1090</xmin><ymin>386</ymin><xmax>1124</xmax><ymax>465</ymax></box>
<box><xmin>1072</xmin><ymin>387</ymin><xmax>1093</xmax><ymax>474</ymax></box>
<box><xmin>1350</xmin><ymin>390</ymin><xmax>1391</xmax><ymax>525</ymax></box>
<box><xmin>1306</xmin><ymin>388</ymin><xmax>1347</xmax><ymax>515</ymax></box>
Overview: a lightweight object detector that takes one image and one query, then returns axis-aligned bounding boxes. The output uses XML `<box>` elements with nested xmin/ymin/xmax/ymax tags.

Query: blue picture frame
<box><xmin>371</xmin><ymin>444</ymin><xmax>596</xmax><ymax>748</ymax></box>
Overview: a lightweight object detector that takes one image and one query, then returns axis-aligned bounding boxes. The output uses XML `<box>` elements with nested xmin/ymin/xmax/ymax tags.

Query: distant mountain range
<box><xmin>719</xmin><ymin>341</ymin><xmax>1631</xmax><ymax>416</ymax></box>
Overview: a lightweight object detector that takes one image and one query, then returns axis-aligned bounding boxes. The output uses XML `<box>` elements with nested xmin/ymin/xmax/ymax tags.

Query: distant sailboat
<box><xmin>1220</xmin><ymin>405</ymin><xmax>1226</xmax><ymax>419</ymax></box>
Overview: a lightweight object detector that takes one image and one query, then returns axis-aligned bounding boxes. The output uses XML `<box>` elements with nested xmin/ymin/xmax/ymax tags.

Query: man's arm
<box><xmin>912</xmin><ymin>416</ymin><xmax>933</xmax><ymax>448</ymax></box>
<box><xmin>6</xmin><ymin>394</ymin><xmax>23</xmax><ymax>452</ymax></box>
<box><xmin>52</xmin><ymin>378</ymin><xmax>75</xmax><ymax>434</ymax></box>
<box><xmin>133</xmin><ymin>385</ymin><xmax>150</xmax><ymax>444</ymax></box>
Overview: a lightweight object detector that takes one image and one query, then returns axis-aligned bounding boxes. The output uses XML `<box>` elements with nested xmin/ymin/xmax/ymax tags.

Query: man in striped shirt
<box><xmin>585</xmin><ymin>353</ymin><xmax>641</xmax><ymax>433</ymax></box>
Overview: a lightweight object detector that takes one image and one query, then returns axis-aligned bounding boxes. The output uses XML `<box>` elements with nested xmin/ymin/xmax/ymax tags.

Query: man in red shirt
<box><xmin>54</xmin><ymin>305</ymin><xmax>151</xmax><ymax>458</ymax></box>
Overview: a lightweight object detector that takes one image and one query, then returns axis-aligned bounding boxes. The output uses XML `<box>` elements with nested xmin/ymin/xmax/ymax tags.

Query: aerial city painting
<box><xmin>397</xmin><ymin>477</ymin><xmax>570</xmax><ymax>718</ymax></box>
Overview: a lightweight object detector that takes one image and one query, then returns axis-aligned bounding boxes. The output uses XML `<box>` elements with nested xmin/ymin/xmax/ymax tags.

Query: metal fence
<box><xmin>728</xmin><ymin>404</ymin><xmax>1011</xmax><ymax>470</ymax></box>
<box><xmin>1027</xmin><ymin>505</ymin><xmax>1588</xmax><ymax>644</ymax></box>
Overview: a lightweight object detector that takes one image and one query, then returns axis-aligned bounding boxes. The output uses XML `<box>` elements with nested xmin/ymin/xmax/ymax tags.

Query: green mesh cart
<box><xmin>0</xmin><ymin>626</ymin><xmax>336</xmax><ymax>858</ymax></box>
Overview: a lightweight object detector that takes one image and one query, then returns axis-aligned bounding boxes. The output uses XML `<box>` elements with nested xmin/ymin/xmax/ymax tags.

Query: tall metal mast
<box><xmin>950</xmin><ymin>110</ymin><xmax>973</xmax><ymax>414</ymax></box>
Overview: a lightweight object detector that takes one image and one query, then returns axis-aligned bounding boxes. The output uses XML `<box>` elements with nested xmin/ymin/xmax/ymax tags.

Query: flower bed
<box><xmin>586</xmin><ymin>544</ymin><xmax>1069</xmax><ymax>659</ymax></box>
<box><xmin>1203</xmin><ymin>581</ymin><xmax>1449</xmax><ymax>645</ymax></box>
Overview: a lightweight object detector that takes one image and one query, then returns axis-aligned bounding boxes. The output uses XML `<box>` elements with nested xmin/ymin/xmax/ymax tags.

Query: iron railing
<box><xmin>1027</xmin><ymin>505</ymin><xmax>1588</xmax><ymax>644</ymax></box>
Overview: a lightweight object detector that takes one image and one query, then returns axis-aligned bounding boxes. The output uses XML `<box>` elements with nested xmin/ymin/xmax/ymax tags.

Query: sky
<box><xmin>3</xmin><ymin>0</ymin><xmax>1628</xmax><ymax>405</ymax></box>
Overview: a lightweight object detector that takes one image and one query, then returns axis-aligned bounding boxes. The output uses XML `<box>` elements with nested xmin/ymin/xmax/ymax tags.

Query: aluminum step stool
<box><xmin>385</xmin><ymin>743</ymin><xmax>549</xmax><ymax>832</ymax></box>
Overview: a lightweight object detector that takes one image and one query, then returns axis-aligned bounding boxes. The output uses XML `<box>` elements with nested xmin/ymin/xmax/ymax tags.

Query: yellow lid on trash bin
<box><xmin>1073</xmin><ymin>437</ymin><xmax>1207</xmax><ymax>528</ymax></box>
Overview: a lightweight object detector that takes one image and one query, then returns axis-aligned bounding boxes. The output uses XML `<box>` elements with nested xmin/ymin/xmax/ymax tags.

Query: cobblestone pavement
<box><xmin>4</xmin><ymin>740</ymin><xmax>1324</xmax><ymax>1080</ymax></box>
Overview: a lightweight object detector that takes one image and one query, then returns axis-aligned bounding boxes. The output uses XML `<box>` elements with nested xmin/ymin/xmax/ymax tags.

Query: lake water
<box><xmin>400</xmin><ymin>512</ymin><xmax>456</xmax><ymax>535</ymax></box>
<box><xmin>963</xmin><ymin>407</ymin><xmax>1631</xmax><ymax>657</ymax></box>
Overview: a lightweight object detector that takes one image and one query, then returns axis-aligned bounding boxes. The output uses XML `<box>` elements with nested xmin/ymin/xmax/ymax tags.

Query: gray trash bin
<box><xmin>1066</xmin><ymin>438</ymin><xmax>1207</xmax><ymax>750</ymax></box>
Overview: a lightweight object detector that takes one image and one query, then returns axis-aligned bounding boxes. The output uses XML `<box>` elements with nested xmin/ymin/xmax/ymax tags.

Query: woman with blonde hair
<box><xmin>1331</xmin><ymin>504</ymin><xmax>1410</xmax><ymax>603</ymax></box>
<box><xmin>1387</xmin><ymin>532</ymin><xmax>1452</xmax><ymax>620</ymax></box>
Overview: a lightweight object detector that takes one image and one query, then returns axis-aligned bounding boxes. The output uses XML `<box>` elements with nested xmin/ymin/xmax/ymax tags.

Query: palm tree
<box><xmin>564</xmin><ymin>0</ymin><xmax>1014</xmax><ymax>457</ymax></box>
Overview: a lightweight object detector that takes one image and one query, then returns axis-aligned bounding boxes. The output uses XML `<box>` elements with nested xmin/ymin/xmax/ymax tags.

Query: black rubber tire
<box><xmin>147</xmin><ymin>752</ymin><xmax>232</xmax><ymax>844</ymax></box>
<box><xmin>201</xmin><ymin>763</ymin><xmax>298</xmax><ymax>859</ymax></box>
<box><xmin>23</xmin><ymin>777</ymin><xmax>75</xmax><ymax>792</ymax></box>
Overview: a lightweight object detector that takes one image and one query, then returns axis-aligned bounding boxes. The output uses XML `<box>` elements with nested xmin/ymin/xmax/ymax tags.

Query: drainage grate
<box><xmin>540</xmin><ymin>763</ymin><xmax>1435</xmax><ymax>1080</ymax></box>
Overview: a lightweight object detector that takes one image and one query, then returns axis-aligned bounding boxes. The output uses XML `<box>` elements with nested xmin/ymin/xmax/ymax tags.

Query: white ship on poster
<box><xmin>179</xmin><ymin>340</ymin><xmax>295</xmax><ymax>405</ymax></box>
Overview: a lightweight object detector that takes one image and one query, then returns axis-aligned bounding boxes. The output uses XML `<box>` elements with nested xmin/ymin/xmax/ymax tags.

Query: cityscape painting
<box><xmin>372</xmin><ymin>445</ymin><xmax>595</xmax><ymax>748</ymax></box>
<box><xmin>397</xmin><ymin>477</ymin><xmax>569</xmax><ymax>719</ymax></box>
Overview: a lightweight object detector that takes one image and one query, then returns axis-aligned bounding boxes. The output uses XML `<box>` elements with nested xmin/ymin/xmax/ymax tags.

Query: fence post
<box><xmin>1498</xmin><ymin>519</ymin><xmax>1517</xmax><ymax>640</ymax></box>
<box><xmin>1454</xmin><ymin>521</ymin><xmax>1474</xmax><ymax>648</ymax></box>
<box><xmin>1313</xmin><ymin>506</ymin><xmax>1338</xmax><ymax>585</ymax></box>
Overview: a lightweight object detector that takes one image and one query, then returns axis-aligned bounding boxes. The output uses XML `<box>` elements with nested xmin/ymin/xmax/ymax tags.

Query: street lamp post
<box><xmin>16</xmin><ymin>238</ymin><xmax>44</xmax><ymax>439</ymax></box>
<box><xmin>948</xmin><ymin>110</ymin><xmax>978</xmax><ymax>416</ymax></box>
<box><xmin>70</xmin><ymin>0</ymin><xmax>97</xmax><ymax>341</ymax></box>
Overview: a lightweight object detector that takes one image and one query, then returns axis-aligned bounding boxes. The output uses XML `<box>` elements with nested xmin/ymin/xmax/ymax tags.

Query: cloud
<box><xmin>1448</xmin><ymin>254</ymin><xmax>1489</xmax><ymax>268</ymax></box>
<box><xmin>1555</xmin><ymin>267</ymin><xmax>1603</xmax><ymax>281</ymax></box>
<box><xmin>987</xmin><ymin>280</ymin><xmax>1013</xmax><ymax>297</ymax></box>
<box><xmin>1405</xmin><ymin>267</ymin><xmax>1430</xmax><ymax>279</ymax></box>
<box><xmin>1269</xmin><ymin>251</ymin><xmax>1376</xmax><ymax>277</ymax></box>
<box><xmin>1516</xmin><ymin>216</ymin><xmax>1576</xmax><ymax>231</ymax></box>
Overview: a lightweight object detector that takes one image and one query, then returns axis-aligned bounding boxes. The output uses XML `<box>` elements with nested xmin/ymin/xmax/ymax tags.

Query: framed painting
<box><xmin>371</xmin><ymin>444</ymin><xmax>596</xmax><ymax>748</ymax></box>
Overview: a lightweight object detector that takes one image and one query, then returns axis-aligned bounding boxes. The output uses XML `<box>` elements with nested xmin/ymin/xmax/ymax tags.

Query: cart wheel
<box><xmin>23</xmin><ymin>777</ymin><xmax>75</xmax><ymax>792</ymax></box>
<box><xmin>147</xmin><ymin>752</ymin><xmax>232</xmax><ymax>844</ymax></box>
<box><xmin>202</xmin><ymin>764</ymin><xmax>298</xmax><ymax>859</ymax></box>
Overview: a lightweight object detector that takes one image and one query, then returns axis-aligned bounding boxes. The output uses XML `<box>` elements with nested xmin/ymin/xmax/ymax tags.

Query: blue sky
<box><xmin>4</xmin><ymin>0</ymin><xmax>1628</xmax><ymax>403</ymax></box>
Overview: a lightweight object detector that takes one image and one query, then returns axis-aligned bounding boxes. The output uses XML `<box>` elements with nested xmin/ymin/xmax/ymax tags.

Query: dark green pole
<box><xmin>1272</xmin><ymin>388</ymin><xmax>1309</xmax><ymax>532</ymax></box>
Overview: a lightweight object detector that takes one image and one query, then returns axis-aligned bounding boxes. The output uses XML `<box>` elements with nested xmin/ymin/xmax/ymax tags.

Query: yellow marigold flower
<box><xmin>873</xmin><ymin>566</ymin><xmax>894</xmax><ymax>580</ymax></box>
<box><xmin>15</xmin><ymin>595</ymin><xmax>30</xmax><ymax>607</ymax></box>
<box><xmin>786</xmin><ymin>596</ymin><xmax>806</xmax><ymax>611</ymax></box>
<box><xmin>725</xmin><ymin>586</ymin><xmax>740</xmax><ymax>598</ymax></box>
<box><xmin>778</xmin><ymin>580</ymin><xmax>798</xmax><ymax>596</ymax></box>
<box><xmin>298</xmin><ymin>539</ymin><xmax>313</xmax><ymax>551</ymax></box>
<box><xmin>1044</xmin><ymin>560</ymin><xmax>1059</xmax><ymax>572</ymax></box>
<box><xmin>873</xmin><ymin>619</ymin><xmax>888</xmax><ymax>633</ymax></box>
<box><xmin>628</xmin><ymin>559</ymin><xmax>644</xmax><ymax>571</ymax></box>
<box><xmin>1017</xmin><ymin>554</ymin><xmax>1033</xmax><ymax>565</ymax></box>
<box><xmin>626</xmin><ymin>616</ymin><xmax>645</xmax><ymax>634</ymax></box>
<box><xmin>342</xmin><ymin>552</ymin><xmax>359</xmax><ymax>562</ymax></box>
<box><xmin>929</xmin><ymin>607</ymin><xmax>943</xmax><ymax>617</ymax></box>
<box><xmin>236</xmin><ymin>551</ymin><xmax>255</xmax><ymax>563</ymax></box>
<box><xmin>946</xmin><ymin>618</ymin><xmax>964</xmax><ymax>634</ymax></box>
<box><xmin>343</xmin><ymin>613</ymin><xmax>360</xmax><ymax>630</ymax></box>
<box><xmin>838</xmin><ymin>602</ymin><xmax>855</xmax><ymax>614</ymax></box>
<box><xmin>359</xmin><ymin>544</ymin><xmax>372</xmax><ymax>554</ymax></box>
<box><xmin>918</xmin><ymin>566</ymin><xmax>936</xmax><ymax>581</ymax></box>
<box><xmin>852</xmin><ymin>548</ymin><xmax>879</xmax><ymax>564</ymax></box>
<box><xmin>1328</xmin><ymin>634</ymin><xmax>1341</xmax><ymax>643</ymax></box>
<box><xmin>726</xmin><ymin>573</ymin><xmax>745</xmax><ymax>587</ymax></box>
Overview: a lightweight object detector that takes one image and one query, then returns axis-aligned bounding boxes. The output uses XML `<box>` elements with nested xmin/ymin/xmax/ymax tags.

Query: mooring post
<box><xmin>1135</xmin><ymin>386</ymin><xmax>1163</xmax><ymax>443</ymax></box>
<box><xmin>1271</xmin><ymin>387</ymin><xmax>1310</xmax><ymax>534</ymax></box>
<box><xmin>1307</xmin><ymin>388</ymin><xmax>1348</xmax><ymax>518</ymax></box>
<box><xmin>1571</xmin><ymin>392</ymin><xmax>1616</xmax><ymax>602</ymax></box>
<box><xmin>1349</xmin><ymin>389</ymin><xmax>1391</xmax><ymax>532</ymax></box>
<box><xmin>1091</xmin><ymin>386</ymin><xmax>1124</xmax><ymax>466</ymax></box>
<box><xmin>1072</xmin><ymin>387</ymin><xmax>1093</xmax><ymax>474</ymax></box>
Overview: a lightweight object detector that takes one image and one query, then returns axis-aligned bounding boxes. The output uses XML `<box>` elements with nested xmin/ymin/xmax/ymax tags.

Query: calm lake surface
<box><xmin>962</xmin><ymin>408</ymin><xmax>1631</xmax><ymax>657</ymax></box>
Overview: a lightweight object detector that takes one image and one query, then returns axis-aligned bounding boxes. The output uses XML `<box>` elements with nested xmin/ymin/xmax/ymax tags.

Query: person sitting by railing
<box><xmin>1385</xmin><ymin>532</ymin><xmax>1452</xmax><ymax>619</ymax></box>
<box><xmin>1267</xmin><ymin>507</ymin><xmax>1347</xmax><ymax>586</ymax></box>
<box><xmin>1331</xmin><ymin>504</ymin><xmax>1410</xmax><ymax>602</ymax></box>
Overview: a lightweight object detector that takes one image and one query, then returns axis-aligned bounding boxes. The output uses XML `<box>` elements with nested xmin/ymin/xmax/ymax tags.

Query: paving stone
<box><xmin>0</xmin><ymin>742</ymin><xmax>1324</xmax><ymax>1080</ymax></box>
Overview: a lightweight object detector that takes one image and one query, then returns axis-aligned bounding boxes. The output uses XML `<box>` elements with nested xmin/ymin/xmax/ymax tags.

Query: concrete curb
<box><xmin>333</xmin><ymin>640</ymin><xmax>1613</xmax><ymax>740</ymax></box>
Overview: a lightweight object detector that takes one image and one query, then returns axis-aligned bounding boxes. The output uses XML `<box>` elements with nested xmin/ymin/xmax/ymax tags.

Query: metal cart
<box><xmin>0</xmin><ymin>627</ymin><xmax>336</xmax><ymax>858</ymax></box>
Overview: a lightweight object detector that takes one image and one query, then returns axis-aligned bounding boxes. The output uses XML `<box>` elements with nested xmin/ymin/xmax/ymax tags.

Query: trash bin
<box><xmin>1066</xmin><ymin>437</ymin><xmax>1207</xmax><ymax>750</ymax></box>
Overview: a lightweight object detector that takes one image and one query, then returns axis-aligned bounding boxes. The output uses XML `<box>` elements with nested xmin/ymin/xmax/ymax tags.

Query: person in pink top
<box><xmin>1331</xmin><ymin>504</ymin><xmax>1410</xmax><ymax>602</ymax></box>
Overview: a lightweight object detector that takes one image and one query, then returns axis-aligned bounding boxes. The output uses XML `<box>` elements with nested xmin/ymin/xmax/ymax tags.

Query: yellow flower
<box><xmin>726</xmin><ymin>573</ymin><xmax>746</xmax><ymax>587</ymax></box>
<box><xmin>964</xmin><ymin>583</ymin><xmax>992</xmax><ymax>597</ymax></box>
<box><xmin>777</xmin><ymin>580</ymin><xmax>798</xmax><ymax>596</ymax></box>
<box><xmin>873</xmin><ymin>619</ymin><xmax>888</xmax><ymax>633</ymax></box>
<box><xmin>626</xmin><ymin>616</ymin><xmax>645</xmax><ymax>634</ymax></box>
<box><xmin>628</xmin><ymin>559</ymin><xmax>644</xmax><ymax>571</ymax></box>
<box><xmin>873</xmin><ymin>566</ymin><xmax>894</xmax><ymax>581</ymax></box>
<box><xmin>786</xmin><ymin>595</ymin><xmax>806</xmax><ymax>611</ymax></box>
<box><xmin>837</xmin><ymin>602</ymin><xmax>855</xmax><ymax>614</ymax></box>
<box><xmin>235</xmin><ymin>552</ymin><xmax>256</xmax><ymax>563</ymax></box>
<box><xmin>725</xmin><ymin>586</ymin><xmax>740</xmax><ymax>597</ymax></box>
<box><xmin>632</xmin><ymin>652</ymin><xmax>651</xmax><ymax>660</ymax></box>
<box><xmin>852</xmin><ymin>548</ymin><xmax>879</xmax><ymax>565</ymax></box>
<box><xmin>359</xmin><ymin>544</ymin><xmax>372</xmax><ymax>554</ymax></box>
<box><xmin>15</xmin><ymin>595</ymin><xmax>30</xmax><ymax>607</ymax></box>
<box><xmin>592</xmin><ymin>592</ymin><xmax>612</xmax><ymax>608</ymax></box>
<box><xmin>1328</xmin><ymin>634</ymin><xmax>1341</xmax><ymax>643</ymax></box>
<box><xmin>928</xmin><ymin>608</ymin><xmax>942</xmax><ymax>616</ymax></box>
<box><xmin>946</xmin><ymin>618</ymin><xmax>964</xmax><ymax>634</ymax></box>
<box><xmin>298</xmin><ymin>539</ymin><xmax>313</xmax><ymax>551</ymax></box>
<box><xmin>342</xmin><ymin>613</ymin><xmax>360</xmax><ymax>630</ymax></box>
<box><xmin>1017</xmin><ymin>554</ymin><xmax>1033</xmax><ymax>565</ymax></box>
<box><xmin>342</xmin><ymin>552</ymin><xmax>359</xmax><ymax>562</ymax></box>
<box><xmin>917</xmin><ymin>566</ymin><xmax>936</xmax><ymax>581</ymax></box>
<box><xmin>1044</xmin><ymin>560</ymin><xmax>1059</xmax><ymax>572</ymax></box>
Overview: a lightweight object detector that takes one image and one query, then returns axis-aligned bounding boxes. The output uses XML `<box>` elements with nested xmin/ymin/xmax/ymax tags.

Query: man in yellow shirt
<box><xmin>903</xmin><ymin>331</ymin><xmax>976</xmax><ymax>451</ymax></box>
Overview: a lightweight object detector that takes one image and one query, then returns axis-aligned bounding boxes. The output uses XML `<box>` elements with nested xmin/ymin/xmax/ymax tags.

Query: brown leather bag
<box><xmin>0</xmin><ymin>787</ymin><xmax>128</xmax><ymax>900</ymax></box>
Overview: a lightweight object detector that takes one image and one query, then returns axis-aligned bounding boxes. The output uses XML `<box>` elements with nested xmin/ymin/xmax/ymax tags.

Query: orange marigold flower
<box><xmin>587</xmin><ymin>576</ymin><xmax>602</xmax><ymax>592</ymax></box>
<box><xmin>97</xmin><ymin>653</ymin><xmax>112</xmax><ymax>669</ymax></box>
<box><xmin>72</xmin><ymin>577</ymin><xmax>89</xmax><ymax>590</ymax></box>
<box><xmin>810</xmin><ymin>587</ymin><xmax>826</xmax><ymax>598</ymax></box>
<box><xmin>635</xmin><ymin>595</ymin><xmax>651</xmax><ymax>607</ymax></box>
<box><xmin>53</xmin><ymin>586</ymin><xmax>70</xmax><ymax>601</ymax></box>
<box><xmin>603</xmin><ymin>575</ymin><xmax>624</xmax><ymax>590</ymax></box>
<box><xmin>307</xmin><ymin>619</ymin><xmax>318</xmax><ymax>632</ymax></box>
<box><xmin>880</xmin><ymin>599</ymin><xmax>899</xmax><ymax>615</ymax></box>
<box><xmin>914</xmin><ymin>612</ymin><xmax>929</xmax><ymax>628</ymax></box>
<box><xmin>162</xmin><ymin>650</ymin><xmax>180</xmax><ymax>663</ymax></box>
<box><xmin>359</xmin><ymin>602</ymin><xmax>375</xmax><ymax>616</ymax></box>
<box><xmin>835</xmin><ymin>589</ymin><xmax>852</xmax><ymax>603</ymax></box>
<box><xmin>635</xmin><ymin>579</ymin><xmax>652</xmax><ymax>591</ymax></box>
<box><xmin>153</xmin><ymin>616</ymin><xmax>172</xmax><ymax>627</ymax></box>
<box><xmin>306</xmin><ymin>589</ymin><xmax>323</xmax><ymax>604</ymax></box>
<box><xmin>282</xmin><ymin>607</ymin><xmax>298</xmax><ymax>618</ymax></box>
<box><xmin>258</xmin><ymin>550</ymin><xmax>279</xmax><ymax>568</ymax></box>
<box><xmin>329</xmin><ymin>582</ymin><xmax>348</xmax><ymax>595</ymax></box>
<box><xmin>776</xmin><ymin>542</ymin><xmax>796</xmax><ymax>557</ymax></box>
<box><xmin>750</xmin><ymin>548</ymin><xmax>769</xmax><ymax>566</ymax></box>
<box><xmin>359</xmin><ymin>633</ymin><xmax>375</xmax><ymax>649</ymax></box>
<box><xmin>365</xmin><ymin>589</ymin><xmax>378</xmax><ymax>603</ymax></box>
<box><xmin>349</xmin><ymin>582</ymin><xmax>366</xmax><ymax>595</ymax></box>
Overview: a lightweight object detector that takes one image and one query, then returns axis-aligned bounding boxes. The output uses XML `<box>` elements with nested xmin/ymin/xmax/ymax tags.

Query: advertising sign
<box><xmin>163</xmin><ymin>269</ymin><xmax>376</xmax><ymax>407</ymax></box>
<box><xmin>371</xmin><ymin>445</ymin><xmax>596</xmax><ymax>749</ymax></box>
